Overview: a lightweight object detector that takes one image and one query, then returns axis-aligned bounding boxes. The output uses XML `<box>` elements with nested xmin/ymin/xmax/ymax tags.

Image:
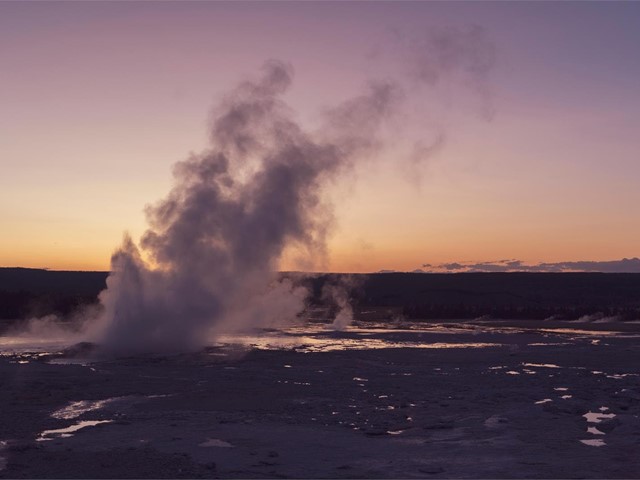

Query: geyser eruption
<box><xmin>92</xmin><ymin>61</ymin><xmax>399</xmax><ymax>354</ymax></box>
<box><xmin>84</xmin><ymin>27</ymin><xmax>496</xmax><ymax>355</ymax></box>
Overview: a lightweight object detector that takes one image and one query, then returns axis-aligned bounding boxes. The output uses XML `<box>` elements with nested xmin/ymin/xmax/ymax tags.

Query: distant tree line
<box><xmin>401</xmin><ymin>303</ymin><xmax>640</xmax><ymax>321</ymax></box>
<box><xmin>0</xmin><ymin>291</ymin><xmax>99</xmax><ymax>331</ymax></box>
<box><xmin>2</xmin><ymin>270</ymin><xmax>640</xmax><ymax>332</ymax></box>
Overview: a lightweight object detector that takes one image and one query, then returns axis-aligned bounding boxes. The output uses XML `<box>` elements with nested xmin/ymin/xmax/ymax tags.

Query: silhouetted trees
<box><xmin>1</xmin><ymin>269</ymin><xmax>640</xmax><ymax>332</ymax></box>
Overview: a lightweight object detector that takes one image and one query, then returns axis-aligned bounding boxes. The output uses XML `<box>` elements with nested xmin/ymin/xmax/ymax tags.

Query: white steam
<box><xmin>79</xmin><ymin>26</ymin><xmax>498</xmax><ymax>355</ymax></box>
<box><xmin>90</xmin><ymin>62</ymin><xmax>399</xmax><ymax>354</ymax></box>
<box><xmin>322</xmin><ymin>275</ymin><xmax>361</xmax><ymax>331</ymax></box>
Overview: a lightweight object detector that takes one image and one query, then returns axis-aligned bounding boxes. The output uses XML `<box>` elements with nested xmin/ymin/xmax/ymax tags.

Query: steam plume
<box><xmin>91</xmin><ymin>61</ymin><xmax>399</xmax><ymax>354</ymax></box>
<box><xmin>401</xmin><ymin>25</ymin><xmax>497</xmax><ymax>119</ymax></box>
<box><xmin>86</xmin><ymin>26</ymin><xmax>496</xmax><ymax>354</ymax></box>
<box><xmin>321</xmin><ymin>275</ymin><xmax>362</xmax><ymax>331</ymax></box>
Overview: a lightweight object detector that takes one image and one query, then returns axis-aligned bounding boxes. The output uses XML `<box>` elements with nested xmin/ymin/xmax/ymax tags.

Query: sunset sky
<box><xmin>2</xmin><ymin>1</ymin><xmax>640</xmax><ymax>272</ymax></box>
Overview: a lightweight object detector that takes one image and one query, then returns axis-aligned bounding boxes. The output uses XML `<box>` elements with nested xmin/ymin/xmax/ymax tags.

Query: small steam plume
<box><xmin>82</xmin><ymin>26</ymin><xmax>496</xmax><ymax>355</ymax></box>
<box><xmin>320</xmin><ymin>275</ymin><xmax>363</xmax><ymax>331</ymax></box>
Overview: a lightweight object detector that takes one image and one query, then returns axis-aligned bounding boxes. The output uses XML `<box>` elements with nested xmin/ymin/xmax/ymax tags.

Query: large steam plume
<box><xmin>90</xmin><ymin>62</ymin><xmax>399</xmax><ymax>354</ymax></box>
<box><xmin>86</xmin><ymin>26</ymin><xmax>496</xmax><ymax>355</ymax></box>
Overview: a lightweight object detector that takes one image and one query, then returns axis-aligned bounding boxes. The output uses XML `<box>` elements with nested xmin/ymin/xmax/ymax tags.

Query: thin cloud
<box><xmin>420</xmin><ymin>258</ymin><xmax>640</xmax><ymax>273</ymax></box>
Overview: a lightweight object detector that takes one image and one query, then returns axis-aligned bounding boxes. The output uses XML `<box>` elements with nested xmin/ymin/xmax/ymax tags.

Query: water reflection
<box><xmin>37</xmin><ymin>420</ymin><xmax>112</xmax><ymax>441</ymax></box>
<box><xmin>580</xmin><ymin>439</ymin><xmax>606</xmax><ymax>447</ymax></box>
<box><xmin>52</xmin><ymin>398</ymin><xmax>124</xmax><ymax>420</ymax></box>
<box><xmin>0</xmin><ymin>440</ymin><xmax>6</xmax><ymax>472</ymax></box>
<box><xmin>583</xmin><ymin>411</ymin><xmax>616</xmax><ymax>423</ymax></box>
<box><xmin>3</xmin><ymin>320</ymin><xmax>638</xmax><ymax>359</ymax></box>
<box><xmin>216</xmin><ymin>324</ymin><xmax>503</xmax><ymax>353</ymax></box>
<box><xmin>199</xmin><ymin>438</ymin><xmax>234</xmax><ymax>448</ymax></box>
<box><xmin>522</xmin><ymin>363</ymin><xmax>561</xmax><ymax>369</ymax></box>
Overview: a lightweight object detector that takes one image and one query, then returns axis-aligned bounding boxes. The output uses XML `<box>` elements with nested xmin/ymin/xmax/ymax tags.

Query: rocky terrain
<box><xmin>1</xmin><ymin>320</ymin><xmax>640</xmax><ymax>478</ymax></box>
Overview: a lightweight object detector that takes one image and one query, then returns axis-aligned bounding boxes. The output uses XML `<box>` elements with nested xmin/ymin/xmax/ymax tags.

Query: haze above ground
<box><xmin>1</xmin><ymin>1</ymin><xmax>639</xmax><ymax>272</ymax></box>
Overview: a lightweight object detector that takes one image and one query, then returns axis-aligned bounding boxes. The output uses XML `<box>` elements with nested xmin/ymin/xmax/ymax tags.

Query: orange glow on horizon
<box><xmin>2</xmin><ymin>2</ymin><xmax>640</xmax><ymax>273</ymax></box>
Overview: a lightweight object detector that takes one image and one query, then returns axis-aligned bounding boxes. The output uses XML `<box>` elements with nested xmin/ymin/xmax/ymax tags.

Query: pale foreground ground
<box><xmin>1</xmin><ymin>320</ymin><xmax>640</xmax><ymax>478</ymax></box>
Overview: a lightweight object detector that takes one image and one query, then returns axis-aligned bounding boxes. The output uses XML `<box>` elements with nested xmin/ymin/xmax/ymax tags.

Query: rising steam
<box><xmin>86</xmin><ymin>27</ymin><xmax>496</xmax><ymax>355</ymax></box>
<box><xmin>90</xmin><ymin>62</ymin><xmax>399</xmax><ymax>354</ymax></box>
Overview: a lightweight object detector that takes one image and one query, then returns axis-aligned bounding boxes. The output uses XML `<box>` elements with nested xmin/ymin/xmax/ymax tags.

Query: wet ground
<box><xmin>1</xmin><ymin>320</ymin><xmax>640</xmax><ymax>478</ymax></box>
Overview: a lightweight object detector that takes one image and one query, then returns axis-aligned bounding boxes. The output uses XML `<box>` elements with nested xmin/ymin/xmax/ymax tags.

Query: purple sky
<box><xmin>1</xmin><ymin>2</ymin><xmax>639</xmax><ymax>272</ymax></box>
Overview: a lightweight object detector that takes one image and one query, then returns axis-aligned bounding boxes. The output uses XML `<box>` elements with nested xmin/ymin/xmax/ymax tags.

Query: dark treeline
<box><xmin>301</xmin><ymin>272</ymin><xmax>640</xmax><ymax>321</ymax></box>
<box><xmin>0</xmin><ymin>268</ymin><xmax>108</xmax><ymax>295</ymax></box>
<box><xmin>0</xmin><ymin>290</ymin><xmax>99</xmax><ymax>322</ymax></box>
<box><xmin>0</xmin><ymin>268</ymin><xmax>108</xmax><ymax>331</ymax></box>
<box><xmin>401</xmin><ymin>303</ymin><xmax>640</xmax><ymax>321</ymax></box>
<box><xmin>1</xmin><ymin>269</ymin><xmax>640</xmax><ymax>331</ymax></box>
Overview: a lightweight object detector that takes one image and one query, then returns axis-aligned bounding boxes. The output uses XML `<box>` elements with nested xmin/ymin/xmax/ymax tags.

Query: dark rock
<box><xmin>423</xmin><ymin>420</ymin><xmax>454</xmax><ymax>430</ymax></box>
<box><xmin>543</xmin><ymin>401</ymin><xmax>587</xmax><ymax>415</ymax></box>
<box><xmin>597</xmin><ymin>417</ymin><xmax>621</xmax><ymax>433</ymax></box>
<box><xmin>419</xmin><ymin>465</ymin><xmax>445</xmax><ymax>474</ymax></box>
<box><xmin>364</xmin><ymin>428</ymin><xmax>387</xmax><ymax>436</ymax></box>
<box><xmin>7</xmin><ymin>442</ymin><xmax>37</xmax><ymax>453</ymax></box>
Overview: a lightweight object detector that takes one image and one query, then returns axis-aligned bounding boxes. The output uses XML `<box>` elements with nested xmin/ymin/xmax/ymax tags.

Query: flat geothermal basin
<box><xmin>2</xmin><ymin>319</ymin><xmax>640</xmax><ymax>478</ymax></box>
